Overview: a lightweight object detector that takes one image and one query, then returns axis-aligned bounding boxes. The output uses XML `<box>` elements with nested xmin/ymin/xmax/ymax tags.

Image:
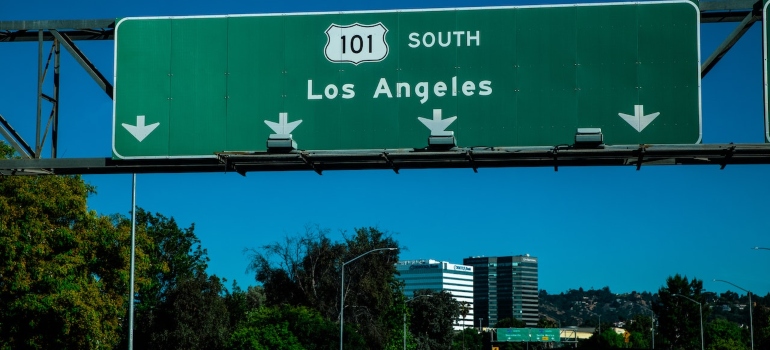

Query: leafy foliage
<box><xmin>623</xmin><ymin>313</ymin><xmax>653</xmax><ymax>348</ymax></box>
<box><xmin>705</xmin><ymin>318</ymin><xmax>747</xmax><ymax>350</ymax></box>
<box><xmin>452</xmin><ymin>328</ymin><xmax>483</xmax><ymax>350</ymax></box>
<box><xmin>578</xmin><ymin>328</ymin><xmax>626</xmax><ymax>349</ymax></box>
<box><xmin>147</xmin><ymin>272</ymin><xmax>230</xmax><ymax>349</ymax></box>
<box><xmin>409</xmin><ymin>289</ymin><xmax>460</xmax><ymax>349</ymax></box>
<box><xmin>224</xmin><ymin>283</ymin><xmax>266</xmax><ymax>331</ymax></box>
<box><xmin>246</xmin><ymin>225</ymin><xmax>400</xmax><ymax>350</ymax></box>
<box><xmin>229</xmin><ymin>304</ymin><xmax>345</xmax><ymax>350</ymax></box>
<box><xmin>495</xmin><ymin>317</ymin><xmax>527</xmax><ymax>328</ymax></box>
<box><xmin>653</xmin><ymin>274</ymin><xmax>709</xmax><ymax>350</ymax></box>
<box><xmin>0</xmin><ymin>165</ymin><xmax>126</xmax><ymax>348</ymax></box>
<box><xmin>126</xmin><ymin>209</ymin><xmax>231</xmax><ymax>350</ymax></box>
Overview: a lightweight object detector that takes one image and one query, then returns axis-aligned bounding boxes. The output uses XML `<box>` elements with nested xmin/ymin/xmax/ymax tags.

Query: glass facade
<box><xmin>462</xmin><ymin>255</ymin><xmax>539</xmax><ymax>327</ymax></box>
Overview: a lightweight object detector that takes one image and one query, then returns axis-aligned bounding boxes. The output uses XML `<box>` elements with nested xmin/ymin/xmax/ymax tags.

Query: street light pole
<box><xmin>753</xmin><ymin>247</ymin><xmax>770</xmax><ymax>251</ymax></box>
<box><xmin>339</xmin><ymin>247</ymin><xmax>397</xmax><ymax>350</ymax></box>
<box><xmin>672</xmin><ymin>294</ymin><xmax>704</xmax><ymax>350</ymax></box>
<box><xmin>638</xmin><ymin>304</ymin><xmax>655</xmax><ymax>349</ymax></box>
<box><xmin>714</xmin><ymin>279</ymin><xmax>754</xmax><ymax>350</ymax></box>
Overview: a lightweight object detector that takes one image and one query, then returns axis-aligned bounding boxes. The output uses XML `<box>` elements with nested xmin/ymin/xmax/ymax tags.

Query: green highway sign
<box><xmin>497</xmin><ymin>328</ymin><xmax>561</xmax><ymax>342</ymax></box>
<box><xmin>498</xmin><ymin>328</ymin><xmax>530</xmax><ymax>342</ymax></box>
<box><xmin>113</xmin><ymin>1</ymin><xmax>702</xmax><ymax>159</ymax></box>
<box><xmin>532</xmin><ymin>328</ymin><xmax>561</xmax><ymax>342</ymax></box>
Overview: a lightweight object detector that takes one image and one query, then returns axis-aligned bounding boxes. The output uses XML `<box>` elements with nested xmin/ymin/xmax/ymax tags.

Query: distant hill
<box><xmin>539</xmin><ymin>287</ymin><xmax>655</xmax><ymax>328</ymax></box>
<box><xmin>538</xmin><ymin>287</ymin><xmax>768</xmax><ymax>328</ymax></box>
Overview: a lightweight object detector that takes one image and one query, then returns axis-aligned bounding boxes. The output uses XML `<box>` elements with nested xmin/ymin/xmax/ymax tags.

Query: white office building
<box><xmin>395</xmin><ymin>259</ymin><xmax>474</xmax><ymax>330</ymax></box>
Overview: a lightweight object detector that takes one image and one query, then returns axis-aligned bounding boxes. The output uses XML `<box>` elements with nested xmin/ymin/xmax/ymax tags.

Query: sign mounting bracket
<box><xmin>720</xmin><ymin>144</ymin><xmax>736</xmax><ymax>170</ymax></box>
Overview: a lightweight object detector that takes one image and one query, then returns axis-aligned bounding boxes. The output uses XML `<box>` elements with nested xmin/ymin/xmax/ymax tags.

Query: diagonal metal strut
<box><xmin>0</xmin><ymin>114</ymin><xmax>34</xmax><ymax>158</ymax></box>
<box><xmin>701</xmin><ymin>1</ymin><xmax>761</xmax><ymax>78</ymax></box>
<box><xmin>50</xmin><ymin>29</ymin><xmax>113</xmax><ymax>99</ymax></box>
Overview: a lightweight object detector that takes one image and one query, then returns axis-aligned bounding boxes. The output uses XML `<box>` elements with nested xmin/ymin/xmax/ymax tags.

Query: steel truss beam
<box><xmin>0</xmin><ymin>20</ymin><xmax>114</xmax><ymax>42</ymax></box>
<box><xmin>1</xmin><ymin>144</ymin><xmax>770</xmax><ymax>175</ymax></box>
<box><xmin>701</xmin><ymin>0</ymin><xmax>758</xmax><ymax>21</ymax></box>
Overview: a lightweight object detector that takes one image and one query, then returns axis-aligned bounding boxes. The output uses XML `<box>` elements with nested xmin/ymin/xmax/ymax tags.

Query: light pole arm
<box><xmin>344</xmin><ymin>247</ymin><xmax>398</xmax><ymax>268</ymax></box>
<box><xmin>714</xmin><ymin>279</ymin><xmax>749</xmax><ymax>293</ymax></box>
<box><xmin>672</xmin><ymin>293</ymin><xmax>698</xmax><ymax>305</ymax></box>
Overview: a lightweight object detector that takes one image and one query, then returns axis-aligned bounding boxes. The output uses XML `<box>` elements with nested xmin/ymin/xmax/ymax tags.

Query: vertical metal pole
<box><xmin>651</xmin><ymin>312</ymin><xmax>654</xmax><ymax>349</ymax></box>
<box><xmin>403</xmin><ymin>311</ymin><xmax>406</xmax><ymax>350</ymax></box>
<box><xmin>52</xmin><ymin>39</ymin><xmax>60</xmax><ymax>158</ymax></box>
<box><xmin>36</xmin><ymin>30</ymin><xmax>43</xmax><ymax>158</ymax></box>
<box><xmin>699</xmin><ymin>303</ymin><xmax>704</xmax><ymax>350</ymax></box>
<box><xmin>749</xmin><ymin>292</ymin><xmax>754</xmax><ymax>350</ymax></box>
<box><xmin>340</xmin><ymin>263</ymin><xmax>344</xmax><ymax>350</ymax></box>
<box><xmin>129</xmin><ymin>174</ymin><xmax>136</xmax><ymax>350</ymax></box>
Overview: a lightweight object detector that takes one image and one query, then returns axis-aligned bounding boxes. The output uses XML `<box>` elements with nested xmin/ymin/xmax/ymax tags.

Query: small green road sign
<box><xmin>497</xmin><ymin>328</ymin><xmax>561</xmax><ymax>342</ymax></box>
<box><xmin>533</xmin><ymin>328</ymin><xmax>561</xmax><ymax>342</ymax></box>
<box><xmin>113</xmin><ymin>1</ymin><xmax>701</xmax><ymax>159</ymax></box>
<box><xmin>497</xmin><ymin>328</ymin><xmax>530</xmax><ymax>342</ymax></box>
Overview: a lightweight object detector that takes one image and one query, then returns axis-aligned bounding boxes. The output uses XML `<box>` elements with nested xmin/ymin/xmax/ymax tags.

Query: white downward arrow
<box><xmin>264</xmin><ymin>112</ymin><xmax>302</xmax><ymax>134</ymax></box>
<box><xmin>122</xmin><ymin>115</ymin><xmax>160</xmax><ymax>142</ymax></box>
<box><xmin>618</xmin><ymin>105</ymin><xmax>660</xmax><ymax>132</ymax></box>
<box><xmin>418</xmin><ymin>109</ymin><xmax>457</xmax><ymax>136</ymax></box>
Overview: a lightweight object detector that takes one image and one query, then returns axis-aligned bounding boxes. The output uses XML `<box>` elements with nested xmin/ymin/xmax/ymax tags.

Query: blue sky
<box><xmin>1</xmin><ymin>0</ymin><xmax>769</xmax><ymax>297</ymax></box>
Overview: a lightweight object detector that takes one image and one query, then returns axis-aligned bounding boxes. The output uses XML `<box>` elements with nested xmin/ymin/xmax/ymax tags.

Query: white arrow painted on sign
<box><xmin>122</xmin><ymin>115</ymin><xmax>160</xmax><ymax>142</ymax></box>
<box><xmin>618</xmin><ymin>105</ymin><xmax>660</xmax><ymax>132</ymax></box>
<box><xmin>418</xmin><ymin>109</ymin><xmax>457</xmax><ymax>136</ymax></box>
<box><xmin>264</xmin><ymin>112</ymin><xmax>302</xmax><ymax>134</ymax></box>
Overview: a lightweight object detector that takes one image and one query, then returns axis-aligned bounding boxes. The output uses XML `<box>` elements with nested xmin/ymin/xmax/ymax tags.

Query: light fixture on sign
<box><xmin>428</xmin><ymin>132</ymin><xmax>457</xmax><ymax>149</ymax></box>
<box><xmin>419</xmin><ymin>109</ymin><xmax>457</xmax><ymax>149</ymax></box>
<box><xmin>266</xmin><ymin>134</ymin><xmax>297</xmax><ymax>151</ymax></box>
<box><xmin>574</xmin><ymin>128</ymin><xmax>603</xmax><ymax>148</ymax></box>
<box><xmin>265</xmin><ymin>112</ymin><xmax>301</xmax><ymax>152</ymax></box>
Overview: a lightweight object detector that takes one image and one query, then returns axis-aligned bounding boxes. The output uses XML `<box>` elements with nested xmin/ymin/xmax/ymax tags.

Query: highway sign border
<box><xmin>762</xmin><ymin>0</ymin><xmax>770</xmax><ymax>143</ymax></box>
<box><xmin>112</xmin><ymin>0</ymin><xmax>702</xmax><ymax>160</ymax></box>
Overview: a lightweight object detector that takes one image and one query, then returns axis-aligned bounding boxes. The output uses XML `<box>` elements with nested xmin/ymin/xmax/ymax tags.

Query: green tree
<box><xmin>537</xmin><ymin>316</ymin><xmax>558</xmax><ymax>328</ymax></box>
<box><xmin>705</xmin><ymin>318</ymin><xmax>747</xmax><ymax>350</ymax></box>
<box><xmin>755</xmin><ymin>299</ymin><xmax>770</xmax><ymax>350</ymax></box>
<box><xmin>148</xmin><ymin>272</ymin><xmax>230</xmax><ymax>350</ymax></box>
<box><xmin>229</xmin><ymin>304</ymin><xmax>347</xmax><ymax>350</ymax></box>
<box><xmin>495</xmin><ymin>317</ymin><xmax>527</xmax><ymax>328</ymax></box>
<box><xmin>409</xmin><ymin>290</ymin><xmax>460</xmax><ymax>350</ymax></box>
<box><xmin>624</xmin><ymin>313</ymin><xmax>653</xmax><ymax>348</ymax></box>
<box><xmin>225</xmin><ymin>283</ymin><xmax>266</xmax><ymax>330</ymax></box>
<box><xmin>0</xmin><ymin>142</ymin><xmax>128</xmax><ymax>349</ymax></box>
<box><xmin>0</xmin><ymin>141</ymin><xmax>14</xmax><ymax>158</ymax></box>
<box><xmin>578</xmin><ymin>328</ymin><xmax>625</xmax><ymax>349</ymax></box>
<box><xmin>247</xmin><ymin>225</ymin><xmax>401</xmax><ymax>350</ymax></box>
<box><xmin>452</xmin><ymin>327</ymin><xmax>483</xmax><ymax>350</ymax></box>
<box><xmin>128</xmin><ymin>209</ymin><xmax>226</xmax><ymax>350</ymax></box>
<box><xmin>654</xmin><ymin>274</ymin><xmax>709</xmax><ymax>350</ymax></box>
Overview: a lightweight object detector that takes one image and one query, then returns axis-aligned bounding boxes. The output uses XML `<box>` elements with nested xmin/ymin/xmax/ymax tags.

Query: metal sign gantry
<box><xmin>0</xmin><ymin>0</ymin><xmax>768</xmax><ymax>175</ymax></box>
